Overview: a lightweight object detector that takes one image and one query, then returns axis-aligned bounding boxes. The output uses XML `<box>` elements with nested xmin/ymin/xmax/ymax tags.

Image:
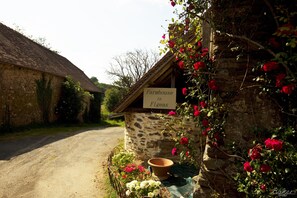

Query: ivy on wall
<box><xmin>35</xmin><ymin>73</ymin><xmax>53</xmax><ymax>124</ymax></box>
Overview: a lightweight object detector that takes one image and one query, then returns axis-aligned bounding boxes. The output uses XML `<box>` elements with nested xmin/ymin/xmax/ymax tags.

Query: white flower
<box><xmin>126</xmin><ymin>180</ymin><xmax>138</xmax><ymax>190</ymax></box>
<box><xmin>148</xmin><ymin>192</ymin><xmax>155</xmax><ymax>197</ymax></box>
<box><xmin>125</xmin><ymin>190</ymin><xmax>131</xmax><ymax>196</ymax></box>
<box><xmin>153</xmin><ymin>189</ymin><xmax>160</xmax><ymax>196</ymax></box>
<box><xmin>140</xmin><ymin>180</ymin><xmax>149</xmax><ymax>189</ymax></box>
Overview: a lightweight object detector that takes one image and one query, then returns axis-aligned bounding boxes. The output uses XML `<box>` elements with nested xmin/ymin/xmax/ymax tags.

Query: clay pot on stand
<box><xmin>148</xmin><ymin>158</ymin><xmax>174</xmax><ymax>180</ymax></box>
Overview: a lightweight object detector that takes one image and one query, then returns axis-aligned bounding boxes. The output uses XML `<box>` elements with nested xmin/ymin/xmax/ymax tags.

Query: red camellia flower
<box><xmin>262</xmin><ymin>61</ymin><xmax>279</xmax><ymax>72</ymax></box>
<box><xmin>248</xmin><ymin>145</ymin><xmax>262</xmax><ymax>160</ymax></box>
<box><xmin>260</xmin><ymin>164</ymin><xmax>271</xmax><ymax>173</ymax></box>
<box><xmin>179</xmin><ymin>47</ymin><xmax>185</xmax><ymax>53</ymax></box>
<box><xmin>194</xmin><ymin>111</ymin><xmax>200</xmax><ymax>116</ymax></box>
<box><xmin>281</xmin><ymin>84</ymin><xmax>295</xmax><ymax>95</ymax></box>
<box><xmin>264</xmin><ymin>138</ymin><xmax>283</xmax><ymax>151</ymax></box>
<box><xmin>202</xmin><ymin>127</ymin><xmax>211</xmax><ymax>136</ymax></box>
<box><xmin>194</xmin><ymin>109</ymin><xmax>200</xmax><ymax>117</ymax></box>
<box><xmin>208</xmin><ymin>80</ymin><xmax>219</xmax><ymax>90</ymax></box>
<box><xmin>168</xmin><ymin>40</ymin><xmax>175</xmax><ymax>48</ymax></box>
<box><xmin>138</xmin><ymin>165</ymin><xmax>145</xmax><ymax>172</ymax></box>
<box><xmin>193</xmin><ymin>61</ymin><xmax>205</xmax><ymax>70</ymax></box>
<box><xmin>185</xmin><ymin>151</ymin><xmax>190</xmax><ymax>157</ymax></box>
<box><xmin>201</xmin><ymin>48</ymin><xmax>209</xmax><ymax>57</ymax></box>
<box><xmin>182</xmin><ymin>87</ymin><xmax>187</xmax><ymax>95</ymax></box>
<box><xmin>194</xmin><ymin>105</ymin><xmax>200</xmax><ymax>116</ymax></box>
<box><xmin>197</xmin><ymin>41</ymin><xmax>202</xmax><ymax>49</ymax></box>
<box><xmin>275</xmin><ymin>73</ymin><xmax>286</xmax><ymax>87</ymax></box>
<box><xmin>171</xmin><ymin>147</ymin><xmax>178</xmax><ymax>156</ymax></box>
<box><xmin>124</xmin><ymin>164</ymin><xmax>136</xmax><ymax>173</ymax></box>
<box><xmin>194</xmin><ymin>105</ymin><xmax>199</xmax><ymax>111</ymax></box>
<box><xmin>202</xmin><ymin>119</ymin><xmax>209</xmax><ymax>127</ymax></box>
<box><xmin>243</xmin><ymin>161</ymin><xmax>253</xmax><ymax>172</ymax></box>
<box><xmin>178</xmin><ymin>60</ymin><xmax>185</xmax><ymax>69</ymax></box>
<box><xmin>260</xmin><ymin>184</ymin><xmax>266</xmax><ymax>191</ymax></box>
<box><xmin>168</xmin><ymin>111</ymin><xmax>176</xmax><ymax>116</ymax></box>
<box><xmin>170</xmin><ymin>0</ymin><xmax>176</xmax><ymax>7</ymax></box>
<box><xmin>200</xmin><ymin>101</ymin><xmax>207</xmax><ymax>108</ymax></box>
<box><xmin>180</xmin><ymin>137</ymin><xmax>189</xmax><ymax>145</ymax></box>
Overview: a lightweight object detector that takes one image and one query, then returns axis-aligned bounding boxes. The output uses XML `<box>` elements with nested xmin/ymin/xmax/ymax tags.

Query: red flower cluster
<box><xmin>185</xmin><ymin>151</ymin><xmax>190</xmax><ymax>157</ymax></box>
<box><xmin>262</xmin><ymin>61</ymin><xmax>279</xmax><ymax>72</ymax></box>
<box><xmin>201</xmin><ymin>48</ymin><xmax>209</xmax><ymax>57</ymax></box>
<box><xmin>178</xmin><ymin>60</ymin><xmax>185</xmax><ymax>69</ymax></box>
<box><xmin>124</xmin><ymin>164</ymin><xmax>137</xmax><ymax>173</ymax></box>
<box><xmin>193</xmin><ymin>105</ymin><xmax>200</xmax><ymax>116</ymax></box>
<box><xmin>281</xmin><ymin>84</ymin><xmax>295</xmax><ymax>95</ymax></box>
<box><xmin>208</xmin><ymin>80</ymin><xmax>218</xmax><ymax>90</ymax></box>
<box><xmin>170</xmin><ymin>0</ymin><xmax>176</xmax><ymax>7</ymax></box>
<box><xmin>244</xmin><ymin>161</ymin><xmax>253</xmax><ymax>172</ymax></box>
<box><xmin>264</xmin><ymin>138</ymin><xmax>283</xmax><ymax>151</ymax></box>
<box><xmin>202</xmin><ymin>127</ymin><xmax>210</xmax><ymax>136</ymax></box>
<box><xmin>248</xmin><ymin>145</ymin><xmax>262</xmax><ymax>160</ymax></box>
<box><xmin>123</xmin><ymin>164</ymin><xmax>146</xmax><ymax>173</ymax></box>
<box><xmin>168</xmin><ymin>110</ymin><xmax>176</xmax><ymax>116</ymax></box>
<box><xmin>193</xmin><ymin>61</ymin><xmax>205</xmax><ymax>70</ymax></box>
<box><xmin>200</xmin><ymin>101</ymin><xmax>207</xmax><ymax>108</ymax></box>
<box><xmin>171</xmin><ymin>147</ymin><xmax>178</xmax><ymax>156</ymax></box>
<box><xmin>182</xmin><ymin>87</ymin><xmax>187</xmax><ymax>95</ymax></box>
<box><xmin>260</xmin><ymin>184</ymin><xmax>266</xmax><ymax>191</ymax></box>
<box><xmin>180</xmin><ymin>137</ymin><xmax>189</xmax><ymax>145</ymax></box>
<box><xmin>168</xmin><ymin>40</ymin><xmax>175</xmax><ymax>48</ymax></box>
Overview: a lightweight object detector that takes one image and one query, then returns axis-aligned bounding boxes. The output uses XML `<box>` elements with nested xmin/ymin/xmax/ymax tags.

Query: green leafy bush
<box><xmin>55</xmin><ymin>76</ymin><xmax>90</xmax><ymax>123</ymax></box>
<box><xmin>112</xmin><ymin>151</ymin><xmax>135</xmax><ymax>168</ymax></box>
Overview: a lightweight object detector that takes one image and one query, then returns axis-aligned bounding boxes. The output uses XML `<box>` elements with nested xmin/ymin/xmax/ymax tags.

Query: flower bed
<box><xmin>107</xmin><ymin>149</ymin><xmax>170</xmax><ymax>197</ymax></box>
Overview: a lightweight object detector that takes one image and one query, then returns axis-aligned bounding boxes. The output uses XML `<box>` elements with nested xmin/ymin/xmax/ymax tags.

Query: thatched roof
<box><xmin>0</xmin><ymin>22</ymin><xmax>100</xmax><ymax>93</ymax></box>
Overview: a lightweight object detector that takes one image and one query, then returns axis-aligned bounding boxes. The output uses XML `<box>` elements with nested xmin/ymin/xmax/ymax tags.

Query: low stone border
<box><xmin>107</xmin><ymin>150</ymin><xmax>128</xmax><ymax>197</ymax></box>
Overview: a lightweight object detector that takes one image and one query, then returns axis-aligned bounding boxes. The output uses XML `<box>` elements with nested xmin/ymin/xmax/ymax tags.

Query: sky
<box><xmin>1</xmin><ymin>0</ymin><xmax>176</xmax><ymax>84</ymax></box>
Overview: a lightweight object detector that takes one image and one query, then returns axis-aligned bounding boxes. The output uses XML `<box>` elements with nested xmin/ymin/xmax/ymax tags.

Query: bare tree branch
<box><xmin>107</xmin><ymin>49</ymin><xmax>160</xmax><ymax>89</ymax></box>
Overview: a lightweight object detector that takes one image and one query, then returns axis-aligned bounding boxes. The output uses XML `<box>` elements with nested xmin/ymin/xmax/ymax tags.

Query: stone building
<box><xmin>113</xmin><ymin>43</ymin><xmax>205</xmax><ymax>163</ymax></box>
<box><xmin>0</xmin><ymin>22</ymin><xmax>100</xmax><ymax>128</ymax></box>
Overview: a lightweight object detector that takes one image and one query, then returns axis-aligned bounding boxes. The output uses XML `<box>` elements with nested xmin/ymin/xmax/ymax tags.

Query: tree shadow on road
<box><xmin>0</xmin><ymin>125</ymin><xmax>121</xmax><ymax>160</ymax></box>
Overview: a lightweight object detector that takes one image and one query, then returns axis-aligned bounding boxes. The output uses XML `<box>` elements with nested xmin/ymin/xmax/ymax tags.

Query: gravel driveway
<box><xmin>0</xmin><ymin>126</ymin><xmax>124</xmax><ymax>198</ymax></box>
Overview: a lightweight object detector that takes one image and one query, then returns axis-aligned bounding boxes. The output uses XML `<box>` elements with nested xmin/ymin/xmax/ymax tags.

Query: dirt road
<box><xmin>0</xmin><ymin>126</ymin><xmax>124</xmax><ymax>198</ymax></box>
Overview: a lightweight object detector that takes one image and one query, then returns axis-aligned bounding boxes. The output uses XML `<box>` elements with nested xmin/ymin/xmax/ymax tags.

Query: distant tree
<box><xmin>103</xmin><ymin>88</ymin><xmax>122</xmax><ymax>112</ymax></box>
<box><xmin>107</xmin><ymin>49</ymin><xmax>160</xmax><ymax>90</ymax></box>
<box><xmin>90</xmin><ymin>77</ymin><xmax>100</xmax><ymax>87</ymax></box>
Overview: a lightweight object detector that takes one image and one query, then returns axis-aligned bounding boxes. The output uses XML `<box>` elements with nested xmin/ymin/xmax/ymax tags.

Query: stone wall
<box><xmin>0</xmin><ymin>64</ymin><xmax>63</xmax><ymax>127</ymax></box>
<box><xmin>124</xmin><ymin>112</ymin><xmax>205</xmax><ymax>164</ymax></box>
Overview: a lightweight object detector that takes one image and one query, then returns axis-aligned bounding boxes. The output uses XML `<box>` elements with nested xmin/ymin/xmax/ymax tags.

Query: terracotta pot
<box><xmin>148</xmin><ymin>158</ymin><xmax>174</xmax><ymax>180</ymax></box>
